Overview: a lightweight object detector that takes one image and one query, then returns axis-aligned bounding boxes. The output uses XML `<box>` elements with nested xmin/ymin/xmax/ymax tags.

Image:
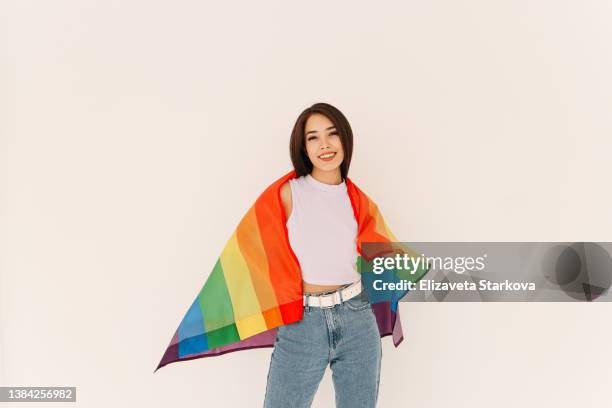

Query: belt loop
<box><xmin>304</xmin><ymin>293</ymin><xmax>310</xmax><ymax>313</ymax></box>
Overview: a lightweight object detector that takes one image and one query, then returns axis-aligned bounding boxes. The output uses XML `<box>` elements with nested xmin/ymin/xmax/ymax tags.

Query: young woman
<box><xmin>263</xmin><ymin>103</ymin><xmax>382</xmax><ymax>407</ymax></box>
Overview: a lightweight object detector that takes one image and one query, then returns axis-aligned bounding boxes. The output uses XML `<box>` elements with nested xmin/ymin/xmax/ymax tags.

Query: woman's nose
<box><xmin>320</xmin><ymin>138</ymin><xmax>331</xmax><ymax>150</ymax></box>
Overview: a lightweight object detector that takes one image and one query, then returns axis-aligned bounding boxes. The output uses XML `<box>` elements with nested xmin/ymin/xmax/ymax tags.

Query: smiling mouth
<box><xmin>318</xmin><ymin>152</ymin><xmax>336</xmax><ymax>160</ymax></box>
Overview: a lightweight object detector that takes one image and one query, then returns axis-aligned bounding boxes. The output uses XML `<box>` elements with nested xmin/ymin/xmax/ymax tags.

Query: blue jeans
<box><xmin>263</xmin><ymin>289</ymin><xmax>382</xmax><ymax>407</ymax></box>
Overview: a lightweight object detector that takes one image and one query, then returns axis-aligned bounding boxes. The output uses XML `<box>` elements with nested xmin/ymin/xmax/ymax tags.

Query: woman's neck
<box><xmin>310</xmin><ymin>168</ymin><xmax>342</xmax><ymax>185</ymax></box>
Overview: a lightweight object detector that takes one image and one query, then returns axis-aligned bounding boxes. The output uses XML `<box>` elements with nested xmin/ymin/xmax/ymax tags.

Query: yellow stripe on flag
<box><xmin>220</xmin><ymin>232</ymin><xmax>264</xmax><ymax>329</ymax></box>
<box><xmin>236</xmin><ymin>312</ymin><xmax>268</xmax><ymax>339</ymax></box>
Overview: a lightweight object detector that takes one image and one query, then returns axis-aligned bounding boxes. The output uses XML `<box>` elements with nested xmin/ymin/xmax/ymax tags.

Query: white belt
<box><xmin>303</xmin><ymin>280</ymin><xmax>362</xmax><ymax>309</ymax></box>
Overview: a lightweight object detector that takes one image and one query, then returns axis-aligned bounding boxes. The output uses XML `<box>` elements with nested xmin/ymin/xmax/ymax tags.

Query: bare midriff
<box><xmin>303</xmin><ymin>281</ymin><xmax>345</xmax><ymax>295</ymax></box>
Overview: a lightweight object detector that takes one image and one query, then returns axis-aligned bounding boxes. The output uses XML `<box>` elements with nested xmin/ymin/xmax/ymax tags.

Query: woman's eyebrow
<box><xmin>305</xmin><ymin>126</ymin><xmax>336</xmax><ymax>136</ymax></box>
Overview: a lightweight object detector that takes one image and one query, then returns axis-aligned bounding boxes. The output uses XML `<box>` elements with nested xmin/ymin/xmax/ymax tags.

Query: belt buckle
<box><xmin>318</xmin><ymin>293</ymin><xmax>337</xmax><ymax>309</ymax></box>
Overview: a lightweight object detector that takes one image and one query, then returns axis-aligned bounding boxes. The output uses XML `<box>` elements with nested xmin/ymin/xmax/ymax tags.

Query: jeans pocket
<box><xmin>344</xmin><ymin>292</ymin><xmax>371</xmax><ymax>311</ymax></box>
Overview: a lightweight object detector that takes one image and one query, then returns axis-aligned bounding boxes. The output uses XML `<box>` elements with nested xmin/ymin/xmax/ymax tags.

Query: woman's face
<box><xmin>304</xmin><ymin>113</ymin><xmax>344</xmax><ymax>174</ymax></box>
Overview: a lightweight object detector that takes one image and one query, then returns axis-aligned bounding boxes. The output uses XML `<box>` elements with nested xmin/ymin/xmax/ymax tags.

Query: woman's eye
<box><xmin>307</xmin><ymin>132</ymin><xmax>336</xmax><ymax>141</ymax></box>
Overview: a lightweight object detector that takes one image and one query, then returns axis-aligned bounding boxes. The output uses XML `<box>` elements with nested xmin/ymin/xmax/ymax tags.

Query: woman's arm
<box><xmin>280</xmin><ymin>181</ymin><xmax>292</xmax><ymax>220</ymax></box>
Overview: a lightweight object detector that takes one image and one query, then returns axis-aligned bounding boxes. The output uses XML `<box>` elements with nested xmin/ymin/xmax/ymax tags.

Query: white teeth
<box><xmin>319</xmin><ymin>153</ymin><xmax>335</xmax><ymax>159</ymax></box>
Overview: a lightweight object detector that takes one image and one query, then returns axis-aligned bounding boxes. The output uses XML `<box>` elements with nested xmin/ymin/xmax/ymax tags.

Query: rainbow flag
<box><xmin>155</xmin><ymin>170</ymin><xmax>429</xmax><ymax>372</ymax></box>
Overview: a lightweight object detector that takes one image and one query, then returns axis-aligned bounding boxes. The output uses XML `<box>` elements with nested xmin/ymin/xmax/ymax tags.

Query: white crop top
<box><xmin>286</xmin><ymin>174</ymin><xmax>361</xmax><ymax>285</ymax></box>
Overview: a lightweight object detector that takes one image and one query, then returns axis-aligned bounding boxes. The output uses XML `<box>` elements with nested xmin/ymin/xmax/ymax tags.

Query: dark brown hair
<box><xmin>289</xmin><ymin>102</ymin><xmax>354</xmax><ymax>180</ymax></box>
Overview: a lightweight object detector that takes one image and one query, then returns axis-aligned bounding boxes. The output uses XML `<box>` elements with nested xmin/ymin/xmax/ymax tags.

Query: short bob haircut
<box><xmin>289</xmin><ymin>102</ymin><xmax>354</xmax><ymax>181</ymax></box>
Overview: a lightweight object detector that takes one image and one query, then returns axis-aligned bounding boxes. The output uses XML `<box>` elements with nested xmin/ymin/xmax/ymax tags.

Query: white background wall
<box><xmin>1</xmin><ymin>0</ymin><xmax>611</xmax><ymax>406</ymax></box>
